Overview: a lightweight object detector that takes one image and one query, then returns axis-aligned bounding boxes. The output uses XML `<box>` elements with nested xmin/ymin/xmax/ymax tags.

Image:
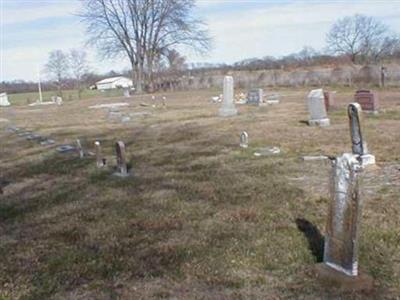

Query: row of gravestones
<box><xmin>218</xmin><ymin>76</ymin><xmax>280</xmax><ymax>116</ymax></box>
<box><xmin>5</xmin><ymin>126</ymin><xmax>55</xmax><ymax>145</ymax></box>
<box><xmin>3</xmin><ymin>127</ymin><xmax>129</xmax><ymax>178</ymax></box>
<box><xmin>238</xmin><ymin>103</ymin><xmax>375</xmax><ymax>290</ymax></box>
<box><xmin>218</xmin><ymin>75</ymin><xmax>378</xmax><ymax>117</ymax></box>
<box><xmin>308</xmin><ymin>89</ymin><xmax>379</xmax><ymax>127</ymax></box>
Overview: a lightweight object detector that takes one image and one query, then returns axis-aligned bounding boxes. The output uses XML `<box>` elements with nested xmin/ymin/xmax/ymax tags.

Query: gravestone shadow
<box><xmin>295</xmin><ymin>218</ymin><xmax>324</xmax><ymax>262</ymax></box>
<box><xmin>299</xmin><ymin>120</ymin><xmax>309</xmax><ymax>126</ymax></box>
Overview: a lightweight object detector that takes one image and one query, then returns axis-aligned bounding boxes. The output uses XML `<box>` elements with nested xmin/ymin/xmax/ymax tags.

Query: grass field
<box><xmin>0</xmin><ymin>87</ymin><xmax>399</xmax><ymax>299</ymax></box>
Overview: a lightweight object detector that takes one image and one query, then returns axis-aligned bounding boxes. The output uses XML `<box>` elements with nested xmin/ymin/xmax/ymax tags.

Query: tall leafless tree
<box><xmin>326</xmin><ymin>14</ymin><xmax>399</xmax><ymax>63</ymax></box>
<box><xmin>79</xmin><ymin>0</ymin><xmax>211</xmax><ymax>93</ymax></box>
<box><xmin>69</xmin><ymin>49</ymin><xmax>90</xmax><ymax>99</ymax></box>
<box><xmin>45</xmin><ymin>50</ymin><xmax>70</xmax><ymax>97</ymax></box>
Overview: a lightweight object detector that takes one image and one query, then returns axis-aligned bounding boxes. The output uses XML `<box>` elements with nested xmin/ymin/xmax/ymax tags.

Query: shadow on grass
<box><xmin>295</xmin><ymin>218</ymin><xmax>324</xmax><ymax>263</ymax></box>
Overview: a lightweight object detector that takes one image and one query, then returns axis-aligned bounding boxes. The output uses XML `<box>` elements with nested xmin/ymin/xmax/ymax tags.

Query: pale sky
<box><xmin>1</xmin><ymin>0</ymin><xmax>400</xmax><ymax>81</ymax></box>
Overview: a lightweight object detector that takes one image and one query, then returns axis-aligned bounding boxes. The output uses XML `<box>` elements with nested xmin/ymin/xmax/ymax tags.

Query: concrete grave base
<box><xmin>364</xmin><ymin>110</ymin><xmax>379</xmax><ymax>115</ymax></box>
<box><xmin>219</xmin><ymin>107</ymin><xmax>238</xmax><ymax>117</ymax></box>
<box><xmin>315</xmin><ymin>263</ymin><xmax>374</xmax><ymax>292</ymax></box>
<box><xmin>112</xmin><ymin>172</ymin><xmax>131</xmax><ymax>178</ymax></box>
<box><xmin>308</xmin><ymin>118</ymin><xmax>330</xmax><ymax>127</ymax></box>
<box><xmin>361</xmin><ymin>154</ymin><xmax>376</xmax><ymax>166</ymax></box>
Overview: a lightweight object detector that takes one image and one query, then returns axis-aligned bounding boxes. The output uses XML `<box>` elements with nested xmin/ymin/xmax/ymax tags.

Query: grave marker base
<box><xmin>315</xmin><ymin>263</ymin><xmax>373</xmax><ymax>292</ymax></box>
<box><xmin>112</xmin><ymin>172</ymin><xmax>131</xmax><ymax>178</ymax></box>
<box><xmin>308</xmin><ymin>118</ymin><xmax>330</xmax><ymax>127</ymax></box>
<box><xmin>361</xmin><ymin>154</ymin><xmax>376</xmax><ymax>166</ymax></box>
<box><xmin>219</xmin><ymin>107</ymin><xmax>238</xmax><ymax>117</ymax></box>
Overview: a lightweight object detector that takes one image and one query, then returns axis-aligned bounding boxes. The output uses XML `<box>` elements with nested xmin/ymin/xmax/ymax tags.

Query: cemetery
<box><xmin>2</xmin><ymin>1</ymin><xmax>400</xmax><ymax>298</ymax></box>
<box><xmin>0</xmin><ymin>83</ymin><xmax>399</xmax><ymax>298</ymax></box>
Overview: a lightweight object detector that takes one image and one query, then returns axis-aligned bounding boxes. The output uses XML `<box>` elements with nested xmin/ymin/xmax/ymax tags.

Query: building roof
<box><xmin>96</xmin><ymin>76</ymin><xmax>130</xmax><ymax>85</ymax></box>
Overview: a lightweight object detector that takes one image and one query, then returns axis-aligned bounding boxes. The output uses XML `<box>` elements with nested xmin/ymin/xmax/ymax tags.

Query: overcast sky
<box><xmin>1</xmin><ymin>0</ymin><xmax>400</xmax><ymax>81</ymax></box>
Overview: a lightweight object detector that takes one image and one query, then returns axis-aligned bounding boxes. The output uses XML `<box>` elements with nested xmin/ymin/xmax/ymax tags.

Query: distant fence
<box><xmin>158</xmin><ymin>64</ymin><xmax>400</xmax><ymax>90</ymax></box>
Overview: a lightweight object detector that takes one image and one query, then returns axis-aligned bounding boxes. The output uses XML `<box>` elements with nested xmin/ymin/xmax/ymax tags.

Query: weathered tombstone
<box><xmin>76</xmin><ymin>139</ymin><xmax>84</xmax><ymax>159</ymax></box>
<box><xmin>40</xmin><ymin>139</ymin><xmax>55</xmax><ymax>146</ymax></box>
<box><xmin>219</xmin><ymin>76</ymin><xmax>238</xmax><ymax>117</ymax></box>
<box><xmin>316</xmin><ymin>104</ymin><xmax>374</xmax><ymax>291</ymax></box>
<box><xmin>323</xmin><ymin>91</ymin><xmax>335</xmax><ymax>111</ymax></box>
<box><xmin>0</xmin><ymin>93</ymin><xmax>10</xmax><ymax>106</ymax></box>
<box><xmin>240</xmin><ymin>131</ymin><xmax>248</xmax><ymax>148</ymax></box>
<box><xmin>95</xmin><ymin>141</ymin><xmax>106</xmax><ymax>168</ymax></box>
<box><xmin>57</xmin><ymin>145</ymin><xmax>76</xmax><ymax>153</ymax></box>
<box><xmin>324</xmin><ymin>153</ymin><xmax>363</xmax><ymax>275</ymax></box>
<box><xmin>114</xmin><ymin>141</ymin><xmax>129</xmax><ymax>177</ymax></box>
<box><xmin>354</xmin><ymin>90</ymin><xmax>379</xmax><ymax>114</ymax></box>
<box><xmin>348</xmin><ymin>103</ymin><xmax>376</xmax><ymax>166</ymax></box>
<box><xmin>266</xmin><ymin>94</ymin><xmax>280</xmax><ymax>104</ymax></box>
<box><xmin>246</xmin><ymin>89</ymin><xmax>263</xmax><ymax>105</ymax></box>
<box><xmin>380</xmin><ymin>66</ymin><xmax>387</xmax><ymax>87</ymax></box>
<box><xmin>123</xmin><ymin>88</ymin><xmax>130</xmax><ymax>98</ymax></box>
<box><xmin>307</xmin><ymin>89</ymin><xmax>330</xmax><ymax>127</ymax></box>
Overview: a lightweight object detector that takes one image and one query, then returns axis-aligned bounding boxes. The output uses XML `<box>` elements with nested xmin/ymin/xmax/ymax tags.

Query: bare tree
<box><xmin>45</xmin><ymin>50</ymin><xmax>69</xmax><ymax>97</ymax></box>
<box><xmin>79</xmin><ymin>0</ymin><xmax>210</xmax><ymax>93</ymax></box>
<box><xmin>326</xmin><ymin>14</ymin><xmax>399</xmax><ymax>63</ymax></box>
<box><xmin>69</xmin><ymin>49</ymin><xmax>90</xmax><ymax>99</ymax></box>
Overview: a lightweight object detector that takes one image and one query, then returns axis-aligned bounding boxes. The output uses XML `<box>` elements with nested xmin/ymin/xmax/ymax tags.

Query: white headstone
<box><xmin>123</xmin><ymin>88</ymin><xmax>130</xmax><ymax>98</ymax></box>
<box><xmin>0</xmin><ymin>93</ymin><xmax>10</xmax><ymax>107</ymax></box>
<box><xmin>307</xmin><ymin>89</ymin><xmax>330</xmax><ymax>127</ymax></box>
<box><xmin>240</xmin><ymin>131</ymin><xmax>248</xmax><ymax>148</ymax></box>
<box><xmin>219</xmin><ymin>76</ymin><xmax>237</xmax><ymax>117</ymax></box>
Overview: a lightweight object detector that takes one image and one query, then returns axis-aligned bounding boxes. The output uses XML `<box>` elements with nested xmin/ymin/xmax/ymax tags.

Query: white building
<box><xmin>96</xmin><ymin>76</ymin><xmax>134</xmax><ymax>91</ymax></box>
<box><xmin>0</xmin><ymin>93</ymin><xmax>10</xmax><ymax>106</ymax></box>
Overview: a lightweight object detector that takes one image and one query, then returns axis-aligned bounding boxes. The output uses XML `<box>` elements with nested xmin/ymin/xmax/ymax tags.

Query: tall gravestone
<box><xmin>240</xmin><ymin>131</ymin><xmax>248</xmax><ymax>148</ymax></box>
<box><xmin>316</xmin><ymin>103</ymin><xmax>373</xmax><ymax>291</ymax></box>
<box><xmin>219</xmin><ymin>76</ymin><xmax>237</xmax><ymax>117</ymax></box>
<box><xmin>348</xmin><ymin>103</ymin><xmax>375</xmax><ymax>166</ymax></box>
<box><xmin>114</xmin><ymin>141</ymin><xmax>129</xmax><ymax>177</ymax></box>
<box><xmin>324</xmin><ymin>153</ymin><xmax>362</xmax><ymax>276</ymax></box>
<box><xmin>307</xmin><ymin>89</ymin><xmax>330</xmax><ymax>127</ymax></box>
<box><xmin>95</xmin><ymin>141</ymin><xmax>106</xmax><ymax>168</ymax></box>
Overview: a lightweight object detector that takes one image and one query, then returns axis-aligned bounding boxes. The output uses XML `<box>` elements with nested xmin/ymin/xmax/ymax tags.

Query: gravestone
<box><xmin>95</xmin><ymin>141</ymin><xmax>106</xmax><ymax>168</ymax></box>
<box><xmin>316</xmin><ymin>105</ymin><xmax>374</xmax><ymax>291</ymax></box>
<box><xmin>354</xmin><ymin>90</ymin><xmax>379</xmax><ymax>114</ymax></box>
<box><xmin>123</xmin><ymin>88</ymin><xmax>130</xmax><ymax>98</ymax></box>
<box><xmin>307</xmin><ymin>89</ymin><xmax>330</xmax><ymax>127</ymax></box>
<box><xmin>40</xmin><ymin>139</ymin><xmax>55</xmax><ymax>146</ymax></box>
<box><xmin>219</xmin><ymin>76</ymin><xmax>238</xmax><ymax>117</ymax></box>
<box><xmin>247</xmin><ymin>89</ymin><xmax>263</xmax><ymax>105</ymax></box>
<box><xmin>0</xmin><ymin>93</ymin><xmax>10</xmax><ymax>106</ymax></box>
<box><xmin>266</xmin><ymin>94</ymin><xmax>280</xmax><ymax>104</ymax></box>
<box><xmin>114</xmin><ymin>141</ymin><xmax>129</xmax><ymax>177</ymax></box>
<box><xmin>348</xmin><ymin>103</ymin><xmax>376</xmax><ymax>166</ymax></box>
<box><xmin>76</xmin><ymin>139</ymin><xmax>84</xmax><ymax>159</ymax></box>
<box><xmin>323</xmin><ymin>91</ymin><xmax>335</xmax><ymax>111</ymax></box>
<box><xmin>57</xmin><ymin>145</ymin><xmax>76</xmax><ymax>153</ymax></box>
<box><xmin>240</xmin><ymin>131</ymin><xmax>248</xmax><ymax>148</ymax></box>
<box><xmin>324</xmin><ymin>153</ymin><xmax>362</xmax><ymax>276</ymax></box>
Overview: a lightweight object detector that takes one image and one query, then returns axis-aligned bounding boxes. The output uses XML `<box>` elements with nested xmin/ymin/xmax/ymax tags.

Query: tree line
<box><xmin>2</xmin><ymin>4</ymin><xmax>400</xmax><ymax>95</ymax></box>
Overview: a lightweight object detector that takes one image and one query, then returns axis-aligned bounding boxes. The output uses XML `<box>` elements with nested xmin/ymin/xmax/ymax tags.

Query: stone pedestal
<box><xmin>361</xmin><ymin>154</ymin><xmax>376</xmax><ymax>166</ymax></box>
<box><xmin>219</xmin><ymin>76</ymin><xmax>237</xmax><ymax>117</ymax></box>
<box><xmin>315</xmin><ymin>263</ymin><xmax>373</xmax><ymax>292</ymax></box>
<box><xmin>308</xmin><ymin>118</ymin><xmax>330</xmax><ymax>127</ymax></box>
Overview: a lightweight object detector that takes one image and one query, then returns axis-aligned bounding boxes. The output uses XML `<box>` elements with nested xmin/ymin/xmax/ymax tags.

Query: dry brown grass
<box><xmin>0</xmin><ymin>87</ymin><xmax>399</xmax><ymax>299</ymax></box>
